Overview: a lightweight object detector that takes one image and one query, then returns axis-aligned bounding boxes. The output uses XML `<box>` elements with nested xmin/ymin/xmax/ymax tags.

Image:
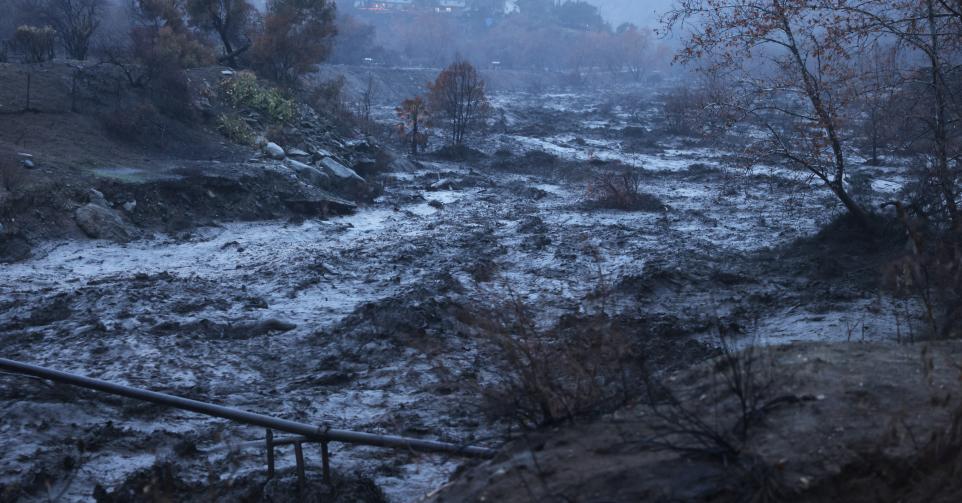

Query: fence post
<box><xmin>71</xmin><ymin>70</ymin><xmax>78</xmax><ymax>113</ymax></box>
<box><xmin>265</xmin><ymin>429</ymin><xmax>275</xmax><ymax>478</ymax></box>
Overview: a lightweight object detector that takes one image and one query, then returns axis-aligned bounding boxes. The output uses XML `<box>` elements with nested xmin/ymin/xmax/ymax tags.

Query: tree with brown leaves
<box><xmin>250</xmin><ymin>0</ymin><xmax>336</xmax><ymax>86</ymax></box>
<box><xmin>397</xmin><ymin>96</ymin><xmax>430</xmax><ymax>155</ymax></box>
<box><xmin>665</xmin><ymin>0</ymin><xmax>874</xmax><ymax>228</ymax></box>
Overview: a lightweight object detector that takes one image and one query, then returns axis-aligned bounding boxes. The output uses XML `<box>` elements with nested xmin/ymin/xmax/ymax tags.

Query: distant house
<box><xmin>353</xmin><ymin>0</ymin><xmax>413</xmax><ymax>12</ymax></box>
<box><xmin>436</xmin><ymin>0</ymin><xmax>467</xmax><ymax>13</ymax></box>
<box><xmin>353</xmin><ymin>0</ymin><xmax>467</xmax><ymax>13</ymax></box>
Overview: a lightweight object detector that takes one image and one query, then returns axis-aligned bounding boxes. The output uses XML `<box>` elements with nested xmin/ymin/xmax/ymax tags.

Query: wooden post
<box><xmin>321</xmin><ymin>441</ymin><xmax>331</xmax><ymax>484</ymax></box>
<box><xmin>265</xmin><ymin>429</ymin><xmax>275</xmax><ymax>478</ymax></box>
<box><xmin>294</xmin><ymin>442</ymin><xmax>306</xmax><ymax>489</ymax></box>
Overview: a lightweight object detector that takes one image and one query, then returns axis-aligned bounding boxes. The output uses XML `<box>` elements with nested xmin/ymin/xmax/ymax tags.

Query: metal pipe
<box><xmin>0</xmin><ymin>358</ymin><xmax>495</xmax><ymax>458</ymax></box>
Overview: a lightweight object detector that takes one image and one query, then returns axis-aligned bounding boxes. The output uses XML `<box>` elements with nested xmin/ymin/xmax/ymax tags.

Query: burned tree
<box><xmin>186</xmin><ymin>0</ymin><xmax>252</xmax><ymax>67</ymax></box>
<box><xmin>44</xmin><ymin>0</ymin><xmax>103</xmax><ymax>60</ymax></box>
<box><xmin>428</xmin><ymin>58</ymin><xmax>489</xmax><ymax>146</ymax></box>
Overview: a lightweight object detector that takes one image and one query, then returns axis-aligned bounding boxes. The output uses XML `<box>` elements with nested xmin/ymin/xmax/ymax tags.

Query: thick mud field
<box><xmin>0</xmin><ymin>85</ymin><xmax>909</xmax><ymax>501</ymax></box>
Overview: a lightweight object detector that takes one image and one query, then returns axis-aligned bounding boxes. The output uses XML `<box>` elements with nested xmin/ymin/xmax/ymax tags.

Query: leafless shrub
<box><xmin>100</xmin><ymin>103</ymin><xmax>161</xmax><ymax>143</ymax></box>
<box><xmin>640</xmin><ymin>330</ymin><xmax>786</xmax><ymax>459</ymax></box>
<box><xmin>480</xmin><ymin>296</ymin><xmax>637</xmax><ymax>430</ymax></box>
<box><xmin>585</xmin><ymin>169</ymin><xmax>665</xmax><ymax>212</ymax></box>
<box><xmin>14</xmin><ymin>25</ymin><xmax>56</xmax><ymax>63</ymax></box>
<box><xmin>0</xmin><ymin>154</ymin><xmax>26</xmax><ymax>193</ymax></box>
<box><xmin>633</xmin><ymin>327</ymin><xmax>797</xmax><ymax>501</ymax></box>
<box><xmin>881</xmin><ymin>202</ymin><xmax>962</xmax><ymax>340</ymax></box>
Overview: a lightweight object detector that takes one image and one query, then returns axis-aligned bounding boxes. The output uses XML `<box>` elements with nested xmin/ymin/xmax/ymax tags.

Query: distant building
<box><xmin>353</xmin><ymin>0</ymin><xmax>467</xmax><ymax>13</ymax></box>
<box><xmin>436</xmin><ymin>0</ymin><xmax>467</xmax><ymax>13</ymax></box>
<box><xmin>353</xmin><ymin>0</ymin><xmax>413</xmax><ymax>12</ymax></box>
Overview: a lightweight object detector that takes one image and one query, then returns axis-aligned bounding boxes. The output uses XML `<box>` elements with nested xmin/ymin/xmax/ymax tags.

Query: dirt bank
<box><xmin>432</xmin><ymin>341</ymin><xmax>962</xmax><ymax>502</ymax></box>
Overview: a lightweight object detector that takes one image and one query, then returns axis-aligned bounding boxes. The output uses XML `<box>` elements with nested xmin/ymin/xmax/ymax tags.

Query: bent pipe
<box><xmin>0</xmin><ymin>357</ymin><xmax>494</xmax><ymax>458</ymax></box>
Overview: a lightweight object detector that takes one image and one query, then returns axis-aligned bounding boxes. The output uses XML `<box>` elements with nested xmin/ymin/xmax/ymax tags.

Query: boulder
<box><xmin>287</xmin><ymin>159</ymin><xmax>330</xmax><ymax>187</ymax></box>
<box><xmin>0</xmin><ymin>233</ymin><xmax>31</xmax><ymax>263</ymax></box>
<box><xmin>320</xmin><ymin>157</ymin><xmax>365</xmax><ymax>182</ymax></box>
<box><xmin>284</xmin><ymin>194</ymin><xmax>357</xmax><ymax>216</ymax></box>
<box><xmin>75</xmin><ymin>204</ymin><xmax>139</xmax><ymax>242</ymax></box>
<box><xmin>287</xmin><ymin>147</ymin><xmax>311</xmax><ymax>158</ymax></box>
<box><xmin>388</xmin><ymin>157</ymin><xmax>420</xmax><ymax>172</ymax></box>
<box><xmin>264</xmin><ymin>142</ymin><xmax>285</xmax><ymax>160</ymax></box>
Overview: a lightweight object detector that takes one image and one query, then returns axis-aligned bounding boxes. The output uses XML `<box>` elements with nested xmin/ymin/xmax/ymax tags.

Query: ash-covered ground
<box><xmin>0</xmin><ymin>86</ymin><xmax>910</xmax><ymax>501</ymax></box>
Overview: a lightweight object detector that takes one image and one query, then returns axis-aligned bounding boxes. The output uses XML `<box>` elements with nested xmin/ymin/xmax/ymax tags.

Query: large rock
<box><xmin>0</xmin><ymin>233</ymin><xmax>31</xmax><ymax>263</ymax></box>
<box><xmin>264</xmin><ymin>142</ymin><xmax>285</xmax><ymax>160</ymax></box>
<box><xmin>287</xmin><ymin>159</ymin><xmax>330</xmax><ymax>187</ymax></box>
<box><xmin>320</xmin><ymin>157</ymin><xmax>365</xmax><ymax>182</ymax></box>
<box><xmin>75</xmin><ymin>203</ymin><xmax>139</xmax><ymax>242</ymax></box>
<box><xmin>284</xmin><ymin>193</ymin><xmax>357</xmax><ymax>216</ymax></box>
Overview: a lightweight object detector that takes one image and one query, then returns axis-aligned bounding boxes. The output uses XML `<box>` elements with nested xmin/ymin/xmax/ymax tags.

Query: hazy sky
<box><xmin>589</xmin><ymin>0</ymin><xmax>676</xmax><ymax>27</ymax></box>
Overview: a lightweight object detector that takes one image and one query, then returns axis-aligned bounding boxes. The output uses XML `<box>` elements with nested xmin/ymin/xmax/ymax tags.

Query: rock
<box><xmin>264</xmin><ymin>142</ymin><xmax>285</xmax><ymax>160</ymax></box>
<box><xmin>311</xmin><ymin>147</ymin><xmax>334</xmax><ymax>158</ymax></box>
<box><xmin>284</xmin><ymin>194</ymin><xmax>357</xmax><ymax>216</ymax></box>
<box><xmin>429</xmin><ymin>178</ymin><xmax>457</xmax><ymax>191</ymax></box>
<box><xmin>88</xmin><ymin>188</ymin><xmax>110</xmax><ymax>207</ymax></box>
<box><xmin>221</xmin><ymin>69</ymin><xmax>235</xmax><ymax>76</ymax></box>
<box><xmin>75</xmin><ymin>203</ymin><xmax>139</xmax><ymax>242</ymax></box>
<box><xmin>388</xmin><ymin>157</ymin><xmax>419</xmax><ymax>172</ymax></box>
<box><xmin>287</xmin><ymin>147</ymin><xmax>311</xmax><ymax>158</ymax></box>
<box><xmin>428</xmin><ymin>199</ymin><xmax>444</xmax><ymax>209</ymax></box>
<box><xmin>287</xmin><ymin>159</ymin><xmax>329</xmax><ymax>187</ymax></box>
<box><xmin>21</xmin><ymin>159</ymin><xmax>34</xmax><ymax>169</ymax></box>
<box><xmin>0</xmin><ymin>233</ymin><xmax>31</xmax><ymax>263</ymax></box>
<box><xmin>352</xmin><ymin>157</ymin><xmax>379</xmax><ymax>176</ymax></box>
<box><xmin>123</xmin><ymin>201</ymin><xmax>137</xmax><ymax>212</ymax></box>
<box><xmin>320</xmin><ymin>157</ymin><xmax>365</xmax><ymax>182</ymax></box>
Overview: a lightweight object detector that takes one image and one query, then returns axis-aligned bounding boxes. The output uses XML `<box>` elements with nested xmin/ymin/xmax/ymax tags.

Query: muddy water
<box><xmin>0</xmin><ymin>89</ymin><xmax>900</xmax><ymax>501</ymax></box>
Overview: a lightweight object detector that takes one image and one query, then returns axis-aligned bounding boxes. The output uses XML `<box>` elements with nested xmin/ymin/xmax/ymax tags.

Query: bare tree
<box><xmin>427</xmin><ymin>58</ymin><xmax>489</xmax><ymax>145</ymax></box>
<box><xmin>665</xmin><ymin>0</ymin><xmax>875</xmax><ymax>228</ymax></box>
<box><xmin>835</xmin><ymin>0</ymin><xmax>962</xmax><ymax>233</ymax></box>
<box><xmin>44</xmin><ymin>0</ymin><xmax>104</xmax><ymax>60</ymax></box>
<box><xmin>186</xmin><ymin>0</ymin><xmax>252</xmax><ymax>67</ymax></box>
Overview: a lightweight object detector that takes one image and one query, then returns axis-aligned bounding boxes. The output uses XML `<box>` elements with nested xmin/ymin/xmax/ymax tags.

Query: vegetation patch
<box><xmin>216</xmin><ymin>113</ymin><xmax>254</xmax><ymax>146</ymax></box>
<box><xmin>220</xmin><ymin>71</ymin><xmax>295</xmax><ymax>124</ymax></box>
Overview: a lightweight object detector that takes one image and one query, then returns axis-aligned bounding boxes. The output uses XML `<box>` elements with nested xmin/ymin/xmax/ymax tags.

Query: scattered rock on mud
<box><xmin>74</xmin><ymin>203</ymin><xmax>140</xmax><ymax>242</ymax></box>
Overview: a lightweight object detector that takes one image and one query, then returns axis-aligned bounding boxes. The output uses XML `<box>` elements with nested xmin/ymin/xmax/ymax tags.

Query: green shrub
<box><xmin>220</xmin><ymin>71</ymin><xmax>295</xmax><ymax>123</ymax></box>
<box><xmin>216</xmin><ymin>113</ymin><xmax>255</xmax><ymax>145</ymax></box>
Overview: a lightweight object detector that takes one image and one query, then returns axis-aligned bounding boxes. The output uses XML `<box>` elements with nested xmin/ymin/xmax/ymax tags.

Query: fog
<box><xmin>590</xmin><ymin>0</ymin><xmax>675</xmax><ymax>26</ymax></box>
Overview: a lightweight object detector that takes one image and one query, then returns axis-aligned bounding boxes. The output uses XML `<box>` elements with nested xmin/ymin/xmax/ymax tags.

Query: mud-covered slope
<box><xmin>431</xmin><ymin>341</ymin><xmax>962</xmax><ymax>503</ymax></box>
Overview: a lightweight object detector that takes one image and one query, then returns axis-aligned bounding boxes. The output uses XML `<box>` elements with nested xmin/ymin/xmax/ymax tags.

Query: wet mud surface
<box><xmin>0</xmin><ymin>87</ymin><xmax>908</xmax><ymax>501</ymax></box>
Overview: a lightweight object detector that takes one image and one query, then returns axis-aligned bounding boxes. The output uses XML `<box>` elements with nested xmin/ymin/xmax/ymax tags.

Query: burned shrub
<box><xmin>881</xmin><ymin>202</ymin><xmax>962</xmax><ymax>340</ymax></box>
<box><xmin>14</xmin><ymin>25</ymin><xmax>56</xmax><ymax>63</ymax></box>
<box><xmin>479</xmin><ymin>300</ymin><xmax>639</xmax><ymax>429</ymax></box>
<box><xmin>0</xmin><ymin>154</ymin><xmax>26</xmax><ymax>193</ymax></box>
<box><xmin>586</xmin><ymin>169</ymin><xmax>665</xmax><ymax>212</ymax></box>
<box><xmin>100</xmin><ymin>104</ymin><xmax>161</xmax><ymax>143</ymax></box>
